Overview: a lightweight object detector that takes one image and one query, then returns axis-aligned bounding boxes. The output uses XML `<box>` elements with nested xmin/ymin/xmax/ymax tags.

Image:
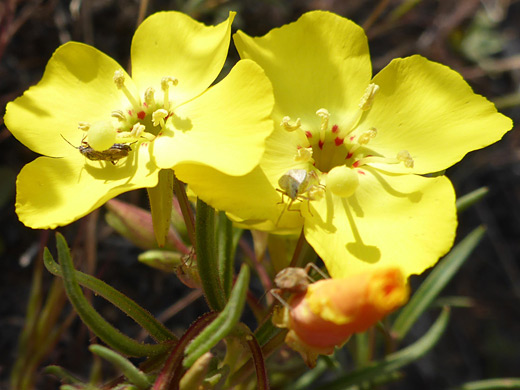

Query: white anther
<box><xmin>316</xmin><ymin>108</ymin><xmax>330</xmax><ymax>143</ymax></box>
<box><xmin>281</xmin><ymin>116</ymin><xmax>301</xmax><ymax>131</ymax></box>
<box><xmin>111</xmin><ymin>110</ymin><xmax>126</xmax><ymax>121</ymax></box>
<box><xmin>359</xmin><ymin>83</ymin><xmax>380</xmax><ymax>111</ymax></box>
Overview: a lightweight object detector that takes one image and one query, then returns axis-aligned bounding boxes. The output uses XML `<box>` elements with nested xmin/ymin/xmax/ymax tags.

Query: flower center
<box><xmin>279</xmin><ymin>83</ymin><xmax>414</xmax><ymax>199</ymax></box>
<box><xmin>72</xmin><ymin>70</ymin><xmax>179</xmax><ymax>162</ymax></box>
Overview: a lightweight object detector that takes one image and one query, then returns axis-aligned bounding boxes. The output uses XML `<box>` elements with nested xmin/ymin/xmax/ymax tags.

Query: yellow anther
<box><xmin>78</xmin><ymin>122</ymin><xmax>90</xmax><ymax>132</ymax></box>
<box><xmin>359</xmin><ymin>83</ymin><xmax>380</xmax><ymax>111</ymax></box>
<box><xmin>152</xmin><ymin>109</ymin><xmax>169</xmax><ymax>128</ymax></box>
<box><xmin>161</xmin><ymin>76</ymin><xmax>178</xmax><ymax>111</ymax></box>
<box><xmin>113</xmin><ymin>70</ymin><xmax>125</xmax><ymax>89</ymax></box>
<box><xmin>281</xmin><ymin>116</ymin><xmax>302</xmax><ymax>131</ymax></box>
<box><xmin>113</xmin><ymin>70</ymin><xmax>140</xmax><ymax>109</ymax></box>
<box><xmin>111</xmin><ymin>110</ymin><xmax>126</xmax><ymax>121</ymax></box>
<box><xmin>316</xmin><ymin>108</ymin><xmax>330</xmax><ymax>144</ymax></box>
<box><xmin>294</xmin><ymin>147</ymin><xmax>313</xmax><ymax>163</ymax></box>
<box><xmin>130</xmin><ymin>123</ymin><xmax>146</xmax><ymax>138</ymax></box>
<box><xmin>357</xmin><ymin>127</ymin><xmax>377</xmax><ymax>145</ymax></box>
<box><xmin>144</xmin><ymin>87</ymin><xmax>156</xmax><ymax>106</ymax></box>
<box><xmin>397</xmin><ymin>150</ymin><xmax>414</xmax><ymax>168</ymax></box>
<box><xmin>308</xmin><ymin>185</ymin><xmax>326</xmax><ymax>201</ymax></box>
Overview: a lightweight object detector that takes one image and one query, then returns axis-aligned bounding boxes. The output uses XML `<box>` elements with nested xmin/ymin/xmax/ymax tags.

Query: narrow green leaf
<box><xmin>43</xmin><ymin>247</ymin><xmax>175</xmax><ymax>343</ymax></box>
<box><xmin>319</xmin><ymin>307</ymin><xmax>450</xmax><ymax>390</ymax></box>
<box><xmin>55</xmin><ymin>233</ymin><xmax>170</xmax><ymax>357</ymax></box>
<box><xmin>392</xmin><ymin>226</ymin><xmax>486</xmax><ymax>340</ymax></box>
<box><xmin>196</xmin><ymin>198</ymin><xmax>226</xmax><ymax>311</ymax></box>
<box><xmin>147</xmin><ymin>169</ymin><xmax>174</xmax><ymax>247</ymax></box>
<box><xmin>452</xmin><ymin>378</ymin><xmax>520</xmax><ymax>390</ymax></box>
<box><xmin>43</xmin><ymin>365</ymin><xmax>82</xmax><ymax>384</ymax></box>
<box><xmin>456</xmin><ymin>187</ymin><xmax>489</xmax><ymax>213</ymax></box>
<box><xmin>183</xmin><ymin>265</ymin><xmax>250</xmax><ymax>368</ymax></box>
<box><xmin>89</xmin><ymin>345</ymin><xmax>151</xmax><ymax>389</ymax></box>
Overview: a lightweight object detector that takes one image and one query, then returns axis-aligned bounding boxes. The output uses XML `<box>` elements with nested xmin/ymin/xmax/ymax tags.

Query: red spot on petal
<box><xmin>353</xmin><ymin>160</ymin><xmax>360</xmax><ymax>168</ymax></box>
<box><xmin>332</xmin><ymin>124</ymin><xmax>339</xmax><ymax>133</ymax></box>
<box><xmin>358</xmin><ymin>170</ymin><xmax>366</xmax><ymax>175</ymax></box>
<box><xmin>334</xmin><ymin>137</ymin><xmax>344</xmax><ymax>146</ymax></box>
<box><xmin>143</xmin><ymin>102</ymin><xmax>148</xmax><ymax>108</ymax></box>
<box><xmin>137</xmin><ymin>111</ymin><xmax>146</xmax><ymax>119</ymax></box>
<box><xmin>142</xmin><ymin>142</ymin><xmax>148</xmax><ymax>147</ymax></box>
<box><xmin>318</xmin><ymin>140</ymin><xmax>324</xmax><ymax>150</ymax></box>
<box><xmin>128</xmin><ymin>110</ymin><xmax>133</xmax><ymax>116</ymax></box>
<box><xmin>349</xmin><ymin>136</ymin><xmax>355</xmax><ymax>141</ymax></box>
<box><xmin>346</xmin><ymin>152</ymin><xmax>353</xmax><ymax>159</ymax></box>
<box><xmin>305</xmin><ymin>131</ymin><xmax>312</xmax><ymax>138</ymax></box>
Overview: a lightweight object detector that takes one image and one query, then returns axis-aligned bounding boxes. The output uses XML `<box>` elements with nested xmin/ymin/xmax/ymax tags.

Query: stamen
<box><xmin>78</xmin><ymin>122</ymin><xmax>90</xmax><ymax>132</ymax></box>
<box><xmin>358</xmin><ymin>127</ymin><xmax>377</xmax><ymax>144</ymax></box>
<box><xmin>397</xmin><ymin>150</ymin><xmax>414</xmax><ymax>168</ymax></box>
<box><xmin>294</xmin><ymin>147</ymin><xmax>314</xmax><ymax>163</ymax></box>
<box><xmin>152</xmin><ymin>109</ymin><xmax>169</xmax><ymax>129</ymax></box>
<box><xmin>359</xmin><ymin>83</ymin><xmax>379</xmax><ymax>111</ymax></box>
<box><xmin>130</xmin><ymin>123</ymin><xmax>146</xmax><ymax>138</ymax></box>
<box><xmin>111</xmin><ymin>110</ymin><xmax>126</xmax><ymax>121</ymax></box>
<box><xmin>144</xmin><ymin>87</ymin><xmax>156</xmax><ymax>106</ymax></box>
<box><xmin>161</xmin><ymin>76</ymin><xmax>179</xmax><ymax>111</ymax></box>
<box><xmin>281</xmin><ymin>116</ymin><xmax>301</xmax><ymax>131</ymax></box>
<box><xmin>316</xmin><ymin>109</ymin><xmax>330</xmax><ymax>148</ymax></box>
<box><xmin>113</xmin><ymin>70</ymin><xmax>141</xmax><ymax>109</ymax></box>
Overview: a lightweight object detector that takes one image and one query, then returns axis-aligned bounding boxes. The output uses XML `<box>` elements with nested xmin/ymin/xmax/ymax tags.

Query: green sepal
<box><xmin>147</xmin><ymin>168</ymin><xmax>174</xmax><ymax>247</ymax></box>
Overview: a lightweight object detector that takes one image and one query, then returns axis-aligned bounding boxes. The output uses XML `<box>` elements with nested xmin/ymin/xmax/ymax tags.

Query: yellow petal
<box><xmin>303</xmin><ymin>170</ymin><xmax>457</xmax><ymax>278</ymax></box>
<box><xmin>16</xmin><ymin>145</ymin><xmax>158</xmax><ymax>229</ymax></box>
<box><xmin>360</xmin><ymin>55</ymin><xmax>513</xmax><ymax>174</ymax></box>
<box><xmin>131</xmin><ymin>11</ymin><xmax>234</xmax><ymax>104</ymax></box>
<box><xmin>234</xmin><ymin>10</ymin><xmax>372</xmax><ymax>130</ymax></box>
<box><xmin>4</xmin><ymin>42</ymin><xmax>133</xmax><ymax>157</ymax></box>
<box><xmin>153</xmin><ymin>59</ymin><xmax>274</xmax><ymax>175</ymax></box>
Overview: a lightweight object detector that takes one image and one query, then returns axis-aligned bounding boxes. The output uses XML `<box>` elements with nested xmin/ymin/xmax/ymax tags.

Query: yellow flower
<box><xmin>5</xmin><ymin>11</ymin><xmax>273</xmax><ymax>229</ymax></box>
<box><xmin>273</xmin><ymin>267</ymin><xmax>409</xmax><ymax>366</ymax></box>
<box><xmin>184</xmin><ymin>11</ymin><xmax>513</xmax><ymax>278</ymax></box>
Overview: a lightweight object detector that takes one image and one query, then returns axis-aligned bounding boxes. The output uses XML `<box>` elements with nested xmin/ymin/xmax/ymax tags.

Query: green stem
<box><xmin>55</xmin><ymin>233</ymin><xmax>171</xmax><ymax>357</ymax></box>
<box><xmin>173</xmin><ymin>174</ymin><xmax>196</xmax><ymax>248</ymax></box>
<box><xmin>217</xmin><ymin>211</ymin><xmax>238</xmax><ymax>299</ymax></box>
<box><xmin>196</xmin><ymin>198</ymin><xmax>226</xmax><ymax>311</ymax></box>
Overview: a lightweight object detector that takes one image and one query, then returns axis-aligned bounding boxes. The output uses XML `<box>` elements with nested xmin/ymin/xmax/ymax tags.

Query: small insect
<box><xmin>61</xmin><ymin>135</ymin><xmax>132</xmax><ymax>165</ymax></box>
<box><xmin>276</xmin><ymin>169</ymin><xmax>322</xmax><ymax>225</ymax></box>
<box><xmin>270</xmin><ymin>263</ymin><xmax>328</xmax><ymax>308</ymax></box>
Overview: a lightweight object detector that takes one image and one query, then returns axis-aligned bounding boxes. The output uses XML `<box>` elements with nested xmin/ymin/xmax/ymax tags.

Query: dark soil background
<box><xmin>1</xmin><ymin>0</ymin><xmax>519</xmax><ymax>389</ymax></box>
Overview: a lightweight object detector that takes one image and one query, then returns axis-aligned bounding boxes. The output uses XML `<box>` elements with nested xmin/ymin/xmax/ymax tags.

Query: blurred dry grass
<box><xmin>1</xmin><ymin>0</ymin><xmax>519</xmax><ymax>389</ymax></box>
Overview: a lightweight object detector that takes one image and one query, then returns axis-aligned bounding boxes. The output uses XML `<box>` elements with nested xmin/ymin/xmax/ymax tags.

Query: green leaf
<box><xmin>392</xmin><ymin>226</ymin><xmax>486</xmax><ymax>340</ymax></box>
<box><xmin>89</xmin><ymin>345</ymin><xmax>151</xmax><ymax>389</ymax></box>
<box><xmin>456</xmin><ymin>187</ymin><xmax>489</xmax><ymax>213</ymax></box>
<box><xmin>54</xmin><ymin>233</ymin><xmax>171</xmax><ymax>357</ymax></box>
<box><xmin>319</xmin><ymin>307</ymin><xmax>451</xmax><ymax>390</ymax></box>
<box><xmin>43</xmin><ymin>246</ymin><xmax>175</xmax><ymax>343</ymax></box>
<box><xmin>452</xmin><ymin>378</ymin><xmax>520</xmax><ymax>390</ymax></box>
<box><xmin>183</xmin><ymin>264</ymin><xmax>250</xmax><ymax>368</ymax></box>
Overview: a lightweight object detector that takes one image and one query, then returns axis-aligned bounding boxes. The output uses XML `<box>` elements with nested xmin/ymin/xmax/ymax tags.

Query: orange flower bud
<box><xmin>273</xmin><ymin>267</ymin><xmax>409</xmax><ymax>366</ymax></box>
